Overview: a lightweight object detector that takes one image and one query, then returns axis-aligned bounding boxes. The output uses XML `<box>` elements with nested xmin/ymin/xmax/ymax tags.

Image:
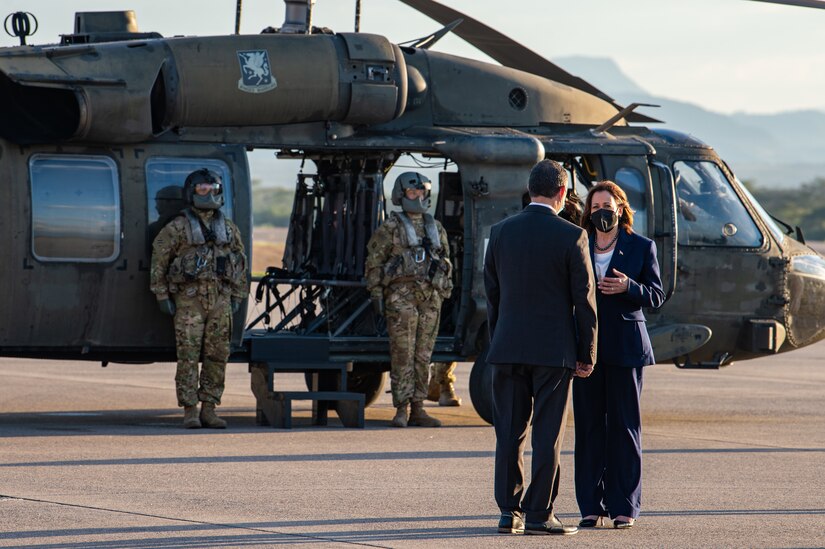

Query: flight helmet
<box><xmin>183</xmin><ymin>168</ymin><xmax>224</xmax><ymax>210</ymax></box>
<box><xmin>391</xmin><ymin>171</ymin><xmax>431</xmax><ymax>214</ymax></box>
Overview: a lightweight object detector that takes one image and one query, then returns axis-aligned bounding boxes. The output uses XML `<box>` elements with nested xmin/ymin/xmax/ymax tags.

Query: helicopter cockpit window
<box><xmin>29</xmin><ymin>155</ymin><xmax>120</xmax><ymax>263</ymax></box>
<box><xmin>737</xmin><ymin>178</ymin><xmax>785</xmax><ymax>244</ymax></box>
<box><xmin>614</xmin><ymin>167</ymin><xmax>647</xmax><ymax>237</ymax></box>
<box><xmin>145</xmin><ymin>158</ymin><xmax>234</xmax><ymax>248</ymax></box>
<box><xmin>673</xmin><ymin>160</ymin><xmax>762</xmax><ymax>247</ymax></box>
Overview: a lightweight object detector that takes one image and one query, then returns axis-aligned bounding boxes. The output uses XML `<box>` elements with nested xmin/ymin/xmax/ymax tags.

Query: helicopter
<box><xmin>2</xmin><ymin>0</ymin><xmax>825</xmax><ymax>426</ymax></box>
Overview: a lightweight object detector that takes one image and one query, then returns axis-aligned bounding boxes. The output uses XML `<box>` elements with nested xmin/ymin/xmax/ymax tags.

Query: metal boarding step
<box><xmin>248</xmin><ymin>336</ymin><xmax>365</xmax><ymax>428</ymax></box>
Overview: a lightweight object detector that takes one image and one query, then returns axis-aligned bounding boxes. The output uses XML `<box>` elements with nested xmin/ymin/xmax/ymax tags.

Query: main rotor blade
<box><xmin>746</xmin><ymin>0</ymin><xmax>825</xmax><ymax>9</ymax></box>
<box><xmin>396</xmin><ymin>0</ymin><xmax>658</xmax><ymax>123</ymax></box>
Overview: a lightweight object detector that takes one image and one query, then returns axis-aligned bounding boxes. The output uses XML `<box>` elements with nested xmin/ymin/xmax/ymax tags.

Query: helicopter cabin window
<box><xmin>673</xmin><ymin>160</ymin><xmax>762</xmax><ymax>247</ymax></box>
<box><xmin>613</xmin><ymin>167</ymin><xmax>648</xmax><ymax>237</ymax></box>
<box><xmin>29</xmin><ymin>155</ymin><xmax>120</xmax><ymax>263</ymax></box>
<box><xmin>145</xmin><ymin>158</ymin><xmax>234</xmax><ymax>248</ymax></box>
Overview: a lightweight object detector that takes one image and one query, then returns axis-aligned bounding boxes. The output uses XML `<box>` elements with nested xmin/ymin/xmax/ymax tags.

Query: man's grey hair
<box><xmin>528</xmin><ymin>159</ymin><xmax>567</xmax><ymax>198</ymax></box>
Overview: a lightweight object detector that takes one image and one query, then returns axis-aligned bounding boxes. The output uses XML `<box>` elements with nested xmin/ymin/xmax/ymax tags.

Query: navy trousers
<box><xmin>492</xmin><ymin>363</ymin><xmax>572</xmax><ymax>523</ymax></box>
<box><xmin>572</xmin><ymin>364</ymin><xmax>644</xmax><ymax>519</ymax></box>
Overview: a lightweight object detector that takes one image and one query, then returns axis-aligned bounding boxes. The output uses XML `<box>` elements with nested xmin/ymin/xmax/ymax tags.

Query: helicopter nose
<box><xmin>786</xmin><ymin>253</ymin><xmax>825</xmax><ymax>347</ymax></box>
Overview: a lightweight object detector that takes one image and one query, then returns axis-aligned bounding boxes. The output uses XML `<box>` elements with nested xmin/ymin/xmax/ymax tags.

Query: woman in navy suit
<box><xmin>573</xmin><ymin>181</ymin><xmax>665</xmax><ymax>530</ymax></box>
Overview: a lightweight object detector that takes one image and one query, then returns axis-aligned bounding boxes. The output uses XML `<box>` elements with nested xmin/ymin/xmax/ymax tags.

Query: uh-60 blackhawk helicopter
<box><xmin>2</xmin><ymin>0</ymin><xmax>825</xmax><ymax>426</ymax></box>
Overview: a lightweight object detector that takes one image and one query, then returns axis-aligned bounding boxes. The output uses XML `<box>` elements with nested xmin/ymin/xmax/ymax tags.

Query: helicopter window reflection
<box><xmin>737</xmin><ymin>179</ymin><xmax>785</xmax><ymax>244</ymax></box>
<box><xmin>145</xmin><ymin>158</ymin><xmax>233</xmax><ymax>250</ymax></box>
<box><xmin>30</xmin><ymin>155</ymin><xmax>120</xmax><ymax>262</ymax></box>
<box><xmin>673</xmin><ymin>160</ymin><xmax>762</xmax><ymax>247</ymax></box>
<box><xmin>614</xmin><ymin>167</ymin><xmax>647</xmax><ymax>237</ymax></box>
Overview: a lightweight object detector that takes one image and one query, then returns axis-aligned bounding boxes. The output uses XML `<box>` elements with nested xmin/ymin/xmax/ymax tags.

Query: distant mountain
<box><xmin>555</xmin><ymin>56</ymin><xmax>649</xmax><ymax>96</ymax></box>
<box><xmin>557</xmin><ymin>56</ymin><xmax>825</xmax><ymax>188</ymax></box>
<box><xmin>248</xmin><ymin>56</ymin><xmax>825</xmax><ymax>189</ymax></box>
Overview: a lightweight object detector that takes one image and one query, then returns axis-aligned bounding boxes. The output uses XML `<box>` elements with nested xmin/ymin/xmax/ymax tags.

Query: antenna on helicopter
<box><xmin>399</xmin><ymin>18</ymin><xmax>462</xmax><ymax>50</ymax></box>
<box><xmin>590</xmin><ymin>103</ymin><xmax>660</xmax><ymax>135</ymax></box>
<box><xmin>235</xmin><ymin>0</ymin><xmax>242</xmax><ymax>34</ymax></box>
<box><xmin>355</xmin><ymin>0</ymin><xmax>361</xmax><ymax>32</ymax></box>
<box><xmin>3</xmin><ymin>11</ymin><xmax>38</xmax><ymax>46</ymax></box>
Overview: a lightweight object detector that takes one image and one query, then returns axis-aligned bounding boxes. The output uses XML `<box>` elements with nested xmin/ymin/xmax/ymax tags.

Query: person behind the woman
<box><xmin>574</xmin><ymin>180</ymin><xmax>665</xmax><ymax>530</ymax></box>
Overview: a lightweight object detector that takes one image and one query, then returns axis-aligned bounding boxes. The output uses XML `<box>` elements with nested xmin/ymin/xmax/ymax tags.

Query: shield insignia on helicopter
<box><xmin>236</xmin><ymin>50</ymin><xmax>277</xmax><ymax>93</ymax></box>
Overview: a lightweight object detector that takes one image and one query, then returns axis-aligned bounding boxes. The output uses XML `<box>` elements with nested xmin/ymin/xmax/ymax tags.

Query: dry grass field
<box><xmin>248</xmin><ymin>228</ymin><xmax>825</xmax><ymax>279</ymax></box>
<box><xmin>251</xmin><ymin>226</ymin><xmax>288</xmax><ymax>276</ymax></box>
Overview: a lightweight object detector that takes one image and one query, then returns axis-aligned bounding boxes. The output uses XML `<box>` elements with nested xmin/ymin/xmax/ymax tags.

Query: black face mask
<box><xmin>591</xmin><ymin>208</ymin><xmax>619</xmax><ymax>233</ymax></box>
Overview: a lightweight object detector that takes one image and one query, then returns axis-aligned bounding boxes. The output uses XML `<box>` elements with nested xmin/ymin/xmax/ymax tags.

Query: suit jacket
<box><xmin>484</xmin><ymin>204</ymin><xmax>598</xmax><ymax>368</ymax></box>
<box><xmin>590</xmin><ymin>229</ymin><xmax>665</xmax><ymax>367</ymax></box>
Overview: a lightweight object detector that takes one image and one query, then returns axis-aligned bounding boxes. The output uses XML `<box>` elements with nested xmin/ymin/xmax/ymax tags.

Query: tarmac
<box><xmin>1</xmin><ymin>340</ymin><xmax>825</xmax><ymax>548</ymax></box>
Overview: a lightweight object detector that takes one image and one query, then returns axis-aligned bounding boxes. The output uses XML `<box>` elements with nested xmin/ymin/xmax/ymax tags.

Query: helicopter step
<box><xmin>249</xmin><ymin>361</ymin><xmax>365</xmax><ymax>429</ymax></box>
<box><xmin>248</xmin><ymin>335</ymin><xmax>365</xmax><ymax>429</ymax></box>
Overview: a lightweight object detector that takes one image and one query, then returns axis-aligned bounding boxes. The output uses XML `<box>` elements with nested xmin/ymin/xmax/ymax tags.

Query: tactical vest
<box><xmin>382</xmin><ymin>212</ymin><xmax>450</xmax><ymax>291</ymax></box>
<box><xmin>166</xmin><ymin>209</ymin><xmax>241</xmax><ymax>288</ymax></box>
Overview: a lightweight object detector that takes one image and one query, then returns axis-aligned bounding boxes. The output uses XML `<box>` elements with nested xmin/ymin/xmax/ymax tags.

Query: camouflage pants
<box><xmin>384</xmin><ymin>286</ymin><xmax>442</xmax><ymax>408</ymax></box>
<box><xmin>173</xmin><ymin>292</ymin><xmax>231</xmax><ymax>407</ymax></box>
<box><xmin>430</xmin><ymin>361</ymin><xmax>457</xmax><ymax>385</ymax></box>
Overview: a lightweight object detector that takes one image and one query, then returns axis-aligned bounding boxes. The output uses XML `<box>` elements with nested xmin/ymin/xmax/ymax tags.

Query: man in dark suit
<box><xmin>484</xmin><ymin>159</ymin><xmax>598</xmax><ymax>536</ymax></box>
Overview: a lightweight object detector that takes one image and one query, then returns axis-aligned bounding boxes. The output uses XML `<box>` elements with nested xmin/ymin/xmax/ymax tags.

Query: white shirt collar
<box><xmin>529</xmin><ymin>202</ymin><xmax>556</xmax><ymax>212</ymax></box>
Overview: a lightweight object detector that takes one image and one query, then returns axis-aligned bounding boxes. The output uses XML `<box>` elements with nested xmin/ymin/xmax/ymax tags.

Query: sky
<box><xmin>2</xmin><ymin>0</ymin><xmax>824</xmax><ymax>115</ymax></box>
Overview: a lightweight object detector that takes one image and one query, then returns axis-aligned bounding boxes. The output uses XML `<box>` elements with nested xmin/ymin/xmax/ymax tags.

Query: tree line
<box><xmin>251</xmin><ymin>177</ymin><xmax>825</xmax><ymax>241</ymax></box>
<box><xmin>251</xmin><ymin>183</ymin><xmax>294</xmax><ymax>227</ymax></box>
<box><xmin>746</xmin><ymin>178</ymin><xmax>825</xmax><ymax>241</ymax></box>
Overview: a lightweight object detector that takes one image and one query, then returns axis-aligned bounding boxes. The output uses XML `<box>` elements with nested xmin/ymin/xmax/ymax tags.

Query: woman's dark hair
<box><xmin>581</xmin><ymin>180</ymin><xmax>634</xmax><ymax>235</ymax></box>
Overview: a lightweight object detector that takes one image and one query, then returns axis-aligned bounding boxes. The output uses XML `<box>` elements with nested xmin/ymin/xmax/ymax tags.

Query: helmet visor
<box><xmin>195</xmin><ymin>181</ymin><xmax>222</xmax><ymax>196</ymax></box>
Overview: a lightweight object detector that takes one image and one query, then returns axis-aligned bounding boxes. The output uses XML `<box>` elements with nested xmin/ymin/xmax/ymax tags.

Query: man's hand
<box><xmin>231</xmin><ymin>299</ymin><xmax>242</xmax><ymax>314</ymax></box>
<box><xmin>575</xmin><ymin>361</ymin><xmax>594</xmax><ymax>378</ymax></box>
<box><xmin>371</xmin><ymin>295</ymin><xmax>384</xmax><ymax>317</ymax></box>
<box><xmin>158</xmin><ymin>298</ymin><xmax>176</xmax><ymax>316</ymax></box>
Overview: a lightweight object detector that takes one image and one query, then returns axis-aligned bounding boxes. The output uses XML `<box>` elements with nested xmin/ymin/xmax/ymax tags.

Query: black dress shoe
<box><xmin>613</xmin><ymin>518</ymin><xmax>636</xmax><ymax>529</ymax></box>
<box><xmin>525</xmin><ymin>515</ymin><xmax>578</xmax><ymax>535</ymax></box>
<box><xmin>497</xmin><ymin>511</ymin><xmax>524</xmax><ymax>534</ymax></box>
<box><xmin>578</xmin><ymin>517</ymin><xmax>600</xmax><ymax>528</ymax></box>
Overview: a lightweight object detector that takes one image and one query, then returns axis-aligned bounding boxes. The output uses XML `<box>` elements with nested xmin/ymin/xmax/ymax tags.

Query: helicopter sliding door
<box><xmin>143</xmin><ymin>155</ymin><xmax>248</xmax><ymax>349</ymax></box>
<box><xmin>599</xmin><ymin>155</ymin><xmax>678</xmax><ymax>340</ymax></box>
<box><xmin>434</xmin><ymin>171</ymin><xmax>464</xmax><ymax>340</ymax></box>
<box><xmin>0</xmin><ymin>151</ymin><xmax>126</xmax><ymax>356</ymax></box>
<box><xmin>600</xmin><ymin>156</ymin><xmax>653</xmax><ymax>241</ymax></box>
<box><xmin>596</xmin><ymin>156</ymin><xmax>677</xmax><ymax>305</ymax></box>
<box><xmin>0</xmin><ymin>142</ymin><xmax>251</xmax><ymax>361</ymax></box>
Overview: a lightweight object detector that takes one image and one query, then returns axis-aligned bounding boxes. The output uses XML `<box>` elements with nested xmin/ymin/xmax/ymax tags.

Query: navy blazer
<box><xmin>484</xmin><ymin>204</ymin><xmax>598</xmax><ymax>368</ymax></box>
<box><xmin>590</xmin><ymin>229</ymin><xmax>665</xmax><ymax>367</ymax></box>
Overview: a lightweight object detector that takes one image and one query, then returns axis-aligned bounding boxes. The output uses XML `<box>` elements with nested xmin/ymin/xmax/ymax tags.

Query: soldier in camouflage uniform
<box><xmin>150</xmin><ymin>168</ymin><xmax>248</xmax><ymax>429</ymax></box>
<box><xmin>366</xmin><ymin>172</ymin><xmax>453</xmax><ymax>428</ymax></box>
<box><xmin>427</xmin><ymin>361</ymin><xmax>462</xmax><ymax>406</ymax></box>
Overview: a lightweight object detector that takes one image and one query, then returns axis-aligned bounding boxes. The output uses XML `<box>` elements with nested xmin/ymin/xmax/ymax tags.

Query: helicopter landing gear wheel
<box><xmin>469</xmin><ymin>348</ymin><xmax>494</xmax><ymax>425</ymax></box>
<box><xmin>345</xmin><ymin>366</ymin><xmax>386</xmax><ymax>407</ymax></box>
<box><xmin>304</xmin><ymin>363</ymin><xmax>387</xmax><ymax>407</ymax></box>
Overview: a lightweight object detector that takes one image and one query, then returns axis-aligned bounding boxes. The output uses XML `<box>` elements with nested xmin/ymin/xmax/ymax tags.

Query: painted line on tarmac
<box><xmin>0</xmin><ymin>494</ymin><xmax>392</xmax><ymax>548</ymax></box>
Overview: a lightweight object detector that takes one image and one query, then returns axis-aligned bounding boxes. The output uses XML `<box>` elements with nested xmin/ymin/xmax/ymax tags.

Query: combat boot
<box><xmin>408</xmin><ymin>401</ymin><xmax>441</xmax><ymax>427</ymax></box>
<box><xmin>426</xmin><ymin>376</ymin><xmax>440</xmax><ymax>402</ymax></box>
<box><xmin>200</xmin><ymin>402</ymin><xmax>227</xmax><ymax>429</ymax></box>
<box><xmin>391</xmin><ymin>404</ymin><xmax>409</xmax><ymax>428</ymax></box>
<box><xmin>438</xmin><ymin>383</ymin><xmax>462</xmax><ymax>407</ymax></box>
<box><xmin>183</xmin><ymin>405</ymin><xmax>201</xmax><ymax>429</ymax></box>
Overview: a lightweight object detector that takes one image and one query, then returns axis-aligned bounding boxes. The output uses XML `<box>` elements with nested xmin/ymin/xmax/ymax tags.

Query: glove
<box><xmin>158</xmin><ymin>298</ymin><xmax>176</xmax><ymax>316</ymax></box>
<box><xmin>231</xmin><ymin>299</ymin><xmax>242</xmax><ymax>314</ymax></box>
<box><xmin>371</xmin><ymin>296</ymin><xmax>384</xmax><ymax>317</ymax></box>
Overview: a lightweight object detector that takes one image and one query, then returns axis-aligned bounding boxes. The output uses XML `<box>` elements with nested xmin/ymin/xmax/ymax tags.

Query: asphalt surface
<box><xmin>1</xmin><ymin>341</ymin><xmax>825</xmax><ymax>548</ymax></box>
